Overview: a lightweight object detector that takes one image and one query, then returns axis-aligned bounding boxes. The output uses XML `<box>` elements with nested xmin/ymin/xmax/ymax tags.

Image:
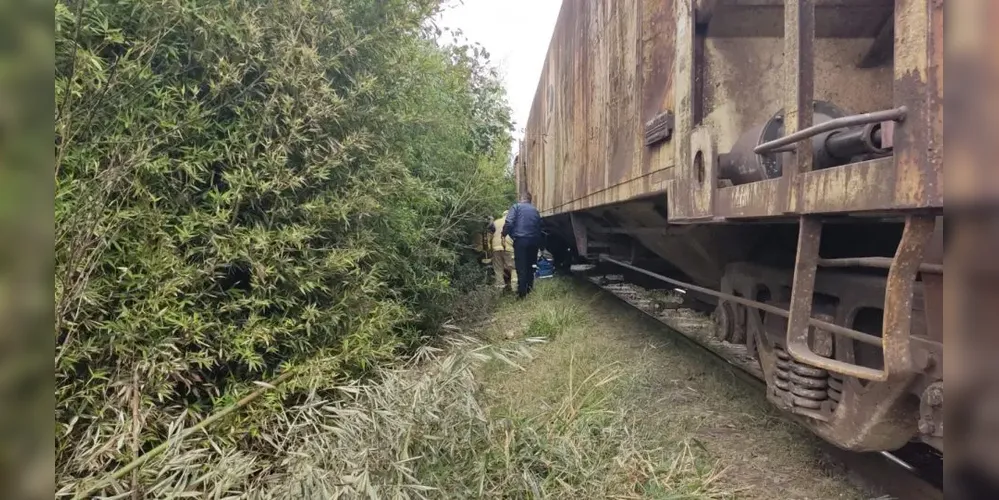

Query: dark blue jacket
<box><xmin>502</xmin><ymin>202</ymin><xmax>542</xmax><ymax>241</ymax></box>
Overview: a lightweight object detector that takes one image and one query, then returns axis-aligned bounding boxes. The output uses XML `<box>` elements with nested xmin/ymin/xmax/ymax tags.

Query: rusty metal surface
<box><xmin>588</xmin><ymin>251</ymin><xmax>944</xmax><ymax>452</ymax></box>
<box><xmin>703</xmin><ymin>0</ymin><xmax>894</xmax><ymax>38</ymax></box>
<box><xmin>704</xmin><ymin>37</ymin><xmax>892</xmax><ymax>156</ymax></box>
<box><xmin>880</xmin><ymin>120</ymin><xmax>896</xmax><ymax>149</ymax></box>
<box><xmin>666</xmin><ymin>0</ymin><xmax>925</xmax><ymax>220</ymax></box>
<box><xmin>784</xmin><ymin>0</ymin><xmax>816</xmax><ymax>174</ymax></box>
<box><xmin>880</xmin><ymin>215</ymin><xmax>936</xmax><ymax>374</ymax></box>
<box><xmin>591</xmin><ymin>199</ymin><xmax>763</xmax><ymax>288</ymax></box>
<box><xmin>783</xmin><ymin>216</ymin><xmax>936</xmax><ymax>381</ymax></box>
<box><xmin>524</xmin><ymin>0</ymin><xmax>940</xmax><ymax>219</ymax></box>
<box><xmin>918</xmin><ymin>381</ymin><xmax>944</xmax><ymax>449</ymax></box>
<box><xmin>920</xmin><ymin>217</ymin><xmax>943</xmax><ymax>345</ymax></box>
<box><xmin>522</xmin><ymin>0</ymin><xmax>676</xmax><ymax>216</ymax></box>
<box><xmin>780</xmin><ymin>217</ymin><xmax>891</xmax><ymax>378</ymax></box>
<box><xmin>818</xmin><ymin>256</ymin><xmax>942</xmax><ymax>274</ymax></box>
<box><xmin>720</xmin><ymin>102</ymin><xmax>857</xmax><ymax>186</ymax></box>
<box><xmin>585</xmin><ymin>267</ymin><xmax>944</xmax><ymax>492</ymax></box>
<box><xmin>818</xmin><ymin>121</ymin><xmax>891</xmax><ymax>158</ymax></box>
<box><xmin>643</xmin><ymin>111</ymin><xmax>674</xmax><ymax>147</ymax></box>
<box><xmin>794</xmin><ymin>158</ymin><xmax>895</xmax><ymax>214</ymax></box>
<box><xmin>521</xmin><ymin>0</ymin><xmax>948</xmax><ymax>462</ymax></box>
<box><xmin>891</xmin><ymin>0</ymin><xmax>943</xmax><ymax>208</ymax></box>
<box><xmin>714</xmin><ymin>179</ymin><xmax>782</xmax><ymax>218</ymax></box>
<box><xmin>721</xmin><ymin>261</ymin><xmax>939</xmax><ymax>451</ymax></box>
<box><xmin>665</xmin><ymin>0</ymin><xmax>698</xmax><ymax>221</ymax></box>
<box><xmin>779</xmin><ymin>0</ymin><xmax>816</xmax><ymax>218</ymax></box>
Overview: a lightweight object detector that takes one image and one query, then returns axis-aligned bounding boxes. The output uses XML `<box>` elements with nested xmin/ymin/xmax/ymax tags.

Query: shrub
<box><xmin>55</xmin><ymin>0</ymin><xmax>513</xmax><ymax>491</ymax></box>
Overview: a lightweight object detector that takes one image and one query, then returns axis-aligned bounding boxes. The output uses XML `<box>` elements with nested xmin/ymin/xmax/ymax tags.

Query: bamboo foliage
<box><xmin>55</xmin><ymin>0</ymin><xmax>513</xmax><ymax>493</ymax></box>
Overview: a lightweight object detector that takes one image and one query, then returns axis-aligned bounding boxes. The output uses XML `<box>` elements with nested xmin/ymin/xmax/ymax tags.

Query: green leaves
<box><xmin>55</xmin><ymin>0</ymin><xmax>514</xmax><ymax>493</ymax></box>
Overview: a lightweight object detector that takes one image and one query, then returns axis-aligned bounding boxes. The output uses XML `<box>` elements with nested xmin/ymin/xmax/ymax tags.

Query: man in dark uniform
<box><xmin>501</xmin><ymin>193</ymin><xmax>543</xmax><ymax>299</ymax></box>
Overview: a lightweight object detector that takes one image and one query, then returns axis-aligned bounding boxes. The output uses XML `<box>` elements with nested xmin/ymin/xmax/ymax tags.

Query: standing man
<box><xmin>502</xmin><ymin>193</ymin><xmax>543</xmax><ymax>299</ymax></box>
<box><xmin>488</xmin><ymin>211</ymin><xmax>516</xmax><ymax>292</ymax></box>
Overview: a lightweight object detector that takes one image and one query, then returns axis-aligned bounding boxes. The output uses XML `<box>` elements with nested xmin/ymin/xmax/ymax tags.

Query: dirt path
<box><xmin>477</xmin><ymin>278</ymin><xmax>874</xmax><ymax>499</ymax></box>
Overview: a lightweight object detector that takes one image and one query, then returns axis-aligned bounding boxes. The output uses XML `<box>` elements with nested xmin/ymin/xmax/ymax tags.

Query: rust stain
<box><xmin>929</xmin><ymin>0</ymin><xmax>943</xmax><ymax>202</ymax></box>
<box><xmin>669</xmin><ymin>0</ymin><xmax>695</xmax><ymax>221</ymax></box>
<box><xmin>894</xmin><ymin>0</ymin><xmax>930</xmax><ymax>81</ymax></box>
<box><xmin>716</xmin><ymin>179</ymin><xmax>782</xmax><ymax>218</ymax></box>
<box><xmin>524</xmin><ymin>0</ymin><xmax>941</xmax><ymax>218</ymax></box>
<box><xmin>545</xmin><ymin>167</ymin><xmax>674</xmax><ymax>215</ymax></box>
<box><xmin>639</xmin><ymin>0</ymin><xmax>675</xmax><ymax>192</ymax></box>
<box><xmin>795</xmin><ymin>159</ymin><xmax>896</xmax><ymax>214</ymax></box>
<box><xmin>689</xmin><ymin>125</ymin><xmax>718</xmax><ymax>215</ymax></box>
<box><xmin>573</xmin><ymin>4</ymin><xmax>589</xmax><ymax>207</ymax></box>
<box><xmin>881</xmin><ymin>216</ymin><xmax>936</xmax><ymax>376</ymax></box>
<box><xmin>893</xmin><ymin>0</ymin><xmax>942</xmax><ymax>208</ymax></box>
<box><xmin>524</xmin><ymin>0</ymin><xmax>677</xmax><ymax>215</ymax></box>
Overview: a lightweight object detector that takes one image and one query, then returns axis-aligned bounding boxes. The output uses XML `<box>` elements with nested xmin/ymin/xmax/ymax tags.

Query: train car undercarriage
<box><xmin>542</xmin><ymin>209</ymin><xmax>943</xmax><ymax>454</ymax></box>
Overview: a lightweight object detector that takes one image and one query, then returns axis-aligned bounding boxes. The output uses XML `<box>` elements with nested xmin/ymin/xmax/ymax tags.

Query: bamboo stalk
<box><xmin>72</xmin><ymin>370</ymin><xmax>297</xmax><ymax>500</ymax></box>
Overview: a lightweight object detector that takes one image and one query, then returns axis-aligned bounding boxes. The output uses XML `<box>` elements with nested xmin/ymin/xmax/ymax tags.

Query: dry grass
<box><xmin>64</xmin><ymin>278</ymin><xmax>869</xmax><ymax>499</ymax></box>
<box><xmin>479</xmin><ymin>280</ymin><xmax>735</xmax><ymax>499</ymax></box>
<box><xmin>478</xmin><ymin>278</ymin><xmax>871</xmax><ymax>500</ymax></box>
<box><xmin>61</xmin><ymin>281</ymin><xmax>730</xmax><ymax>498</ymax></box>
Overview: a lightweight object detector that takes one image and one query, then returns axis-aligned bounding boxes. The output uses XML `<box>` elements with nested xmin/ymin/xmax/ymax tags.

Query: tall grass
<box><xmin>530</xmin><ymin>278</ymin><xmax>575</xmax><ymax>302</ymax></box>
<box><xmin>522</xmin><ymin>279</ymin><xmax>596</xmax><ymax>339</ymax></box>
<box><xmin>526</xmin><ymin>304</ymin><xmax>583</xmax><ymax>339</ymax></box>
<box><xmin>58</xmin><ymin>334</ymin><xmax>730</xmax><ymax>498</ymax></box>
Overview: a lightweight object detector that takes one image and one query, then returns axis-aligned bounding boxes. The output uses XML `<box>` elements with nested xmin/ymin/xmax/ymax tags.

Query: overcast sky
<box><xmin>435</xmin><ymin>0</ymin><xmax>563</xmax><ymax>147</ymax></box>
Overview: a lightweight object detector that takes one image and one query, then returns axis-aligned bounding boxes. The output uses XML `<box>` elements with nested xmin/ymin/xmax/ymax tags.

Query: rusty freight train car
<box><xmin>518</xmin><ymin>0</ymin><xmax>943</xmax><ymax>454</ymax></box>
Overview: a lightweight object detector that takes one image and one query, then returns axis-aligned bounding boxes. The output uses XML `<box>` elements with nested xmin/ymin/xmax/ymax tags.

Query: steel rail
<box><xmin>598</xmin><ymin>255</ymin><xmax>883</xmax><ymax>346</ymax></box>
<box><xmin>585</xmin><ymin>270</ymin><xmax>943</xmax><ymax>498</ymax></box>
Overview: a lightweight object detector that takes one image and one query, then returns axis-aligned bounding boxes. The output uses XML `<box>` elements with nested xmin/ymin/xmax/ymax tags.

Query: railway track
<box><xmin>572</xmin><ymin>264</ymin><xmax>943</xmax><ymax>500</ymax></box>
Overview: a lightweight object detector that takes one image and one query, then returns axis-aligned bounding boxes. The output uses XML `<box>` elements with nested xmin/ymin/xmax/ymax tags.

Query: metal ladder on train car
<box><xmin>777</xmin><ymin>0</ymin><xmax>937</xmax><ymax>382</ymax></box>
<box><xmin>783</xmin><ymin>215</ymin><xmax>935</xmax><ymax>381</ymax></box>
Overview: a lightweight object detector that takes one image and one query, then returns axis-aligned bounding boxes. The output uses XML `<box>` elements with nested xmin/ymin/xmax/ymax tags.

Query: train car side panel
<box><xmin>521</xmin><ymin>0</ymin><xmax>676</xmax><ymax>215</ymax></box>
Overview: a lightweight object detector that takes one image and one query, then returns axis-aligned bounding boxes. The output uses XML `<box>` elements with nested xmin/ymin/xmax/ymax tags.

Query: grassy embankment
<box><xmin>260</xmin><ymin>278</ymin><xmax>733</xmax><ymax>498</ymax></box>
<box><xmin>79</xmin><ymin>277</ymin><xmax>872</xmax><ymax>498</ymax></box>
<box><xmin>469</xmin><ymin>277</ymin><xmax>870</xmax><ymax>499</ymax></box>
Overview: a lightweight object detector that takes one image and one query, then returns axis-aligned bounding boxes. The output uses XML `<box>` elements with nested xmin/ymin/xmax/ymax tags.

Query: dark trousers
<box><xmin>513</xmin><ymin>237</ymin><xmax>539</xmax><ymax>298</ymax></box>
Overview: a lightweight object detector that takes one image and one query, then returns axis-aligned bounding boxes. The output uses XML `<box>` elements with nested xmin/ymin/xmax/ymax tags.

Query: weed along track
<box><xmin>573</xmin><ymin>266</ymin><xmax>942</xmax><ymax>499</ymax></box>
<box><xmin>479</xmin><ymin>279</ymin><xmax>856</xmax><ymax>498</ymax></box>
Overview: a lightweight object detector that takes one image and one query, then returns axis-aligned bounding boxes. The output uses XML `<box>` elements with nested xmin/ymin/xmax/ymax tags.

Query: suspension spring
<box><xmin>775</xmin><ymin>346</ymin><xmax>830</xmax><ymax>410</ymax></box>
<box><xmin>828</xmin><ymin>374</ymin><xmax>843</xmax><ymax>410</ymax></box>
